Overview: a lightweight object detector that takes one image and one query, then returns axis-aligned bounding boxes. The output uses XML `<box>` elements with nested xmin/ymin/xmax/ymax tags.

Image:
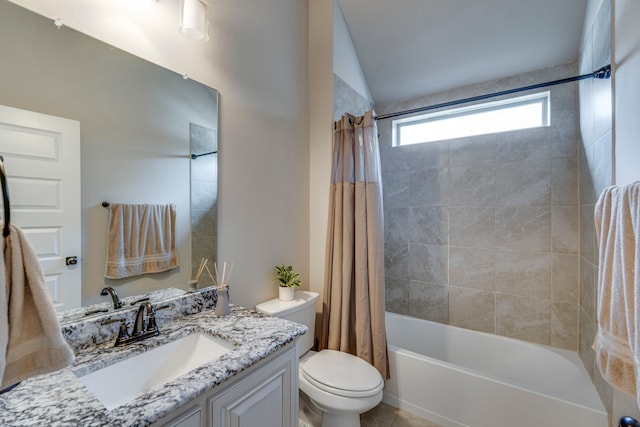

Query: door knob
<box><xmin>65</xmin><ymin>256</ymin><xmax>78</xmax><ymax>266</ymax></box>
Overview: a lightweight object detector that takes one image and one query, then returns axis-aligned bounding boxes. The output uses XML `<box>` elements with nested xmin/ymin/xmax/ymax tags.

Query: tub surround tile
<box><xmin>381</xmin><ymin>63</ymin><xmax>580</xmax><ymax>352</ymax></box>
<box><xmin>551</xmin><ymin>302</ymin><xmax>579</xmax><ymax>350</ymax></box>
<box><xmin>386</xmin><ymin>278</ymin><xmax>410</xmax><ymax>315</ymax></box>
<box><xmin>385</xmin><ymin>207</ymin><xmax>409</xmax><ymax>243</ymax></box>
<box><xmin>592</xmin><ymin>131</ymin><xmax>613</xmax><ymax>198</ymax></box>
<box><xmin>494</xmin><ymin>133</ymin><xmax>550</xmax><ymax>164</ymax></box>
<box><xmin>550</xmin><ymin>112</ymin><xmax>579</xmax><ymax>159</ymax></box>
<box><xmin>495</xmin><ymin>206</ymin><xmax>551</xmax><ymax>252</ymax></box>
<box><xmin>381</xmin><ymin>139</ymin><xmax>449</xmax><ymax>173</ymax></box>
<box><xmin>495</xmin><ymin>251</ymin><xmax>551</xmax><ymax>299</ymax></box>
<box><xmin>552</xmin><ymin>206</ymin><xmax>580</xmax><ymax>254</ymax></box>
<box><xmin>383</xmin><ymin>170</ymin><xmax>414</xmax><ymax>207</ymax></box>
<box><xmin>408</xmin><ymin>244</ymin><xmax>448</xmax><ymax>285</ymax></box>
<box><xmin>385</xmin><ymin>241</ymin><xmax>409</xmax><ymax>280</ymax></box>
<box><xmin>449</xmin><ymin>247</ymin><xmax>495</xmax><ymax>291</ymax></box>
<box><xmin>579</xmin><ymin>143</ymin><xmax>597</xmax><ymax>205</ymax></box>
<box><xmin>449</xmin><ymin>206</ymin><xmax>495</xmax><ymax>248</ymax></box>
<box><xmin>496</xmin><ymin>294</ymin><xmax>551</xmax><ymax>345</ymax></box>
<box><xmin>410</xmin><ymin>168</ymin><xmax>449</xmax><ymax>207</ymax></box>
<box><xmin>495</xmin><ymin>160</ymin><xmax>551</xmax><ymax>206</ymax></box>
<box><xmin>449</xmin><ymin>287</ymin><xmax>495</xmax><ymax>333</ymax></box>
<box><xmin>550</xmin><ymin>80</ymin><xmax>578</xmax><ymax>114</ymax></box>
<box><xmin>448</xmin><ymin>136</ymin><xmax>496</xmax><ymax>167</ymax></box>
<box><xmin>448</xmin><ymin>165</ymin><xmax>495</xmax><ymax>206</ymax></box>
<box><xmin>409</xmin><ymin>281</ymin><xmax>449</xmax><ymax>324</ymax></box>
<box><xmin>409</xmin><ymin>206</ymin><xmax>448</xmax><ymax>245</ymax></box>
<box><xmin>551</xmin><ymin>157</ymin><xmax>579</xmax><ymax>205</ymax></box>
<box><xmin>1</xmin><ymin>295</ymin><xmax>306</xmax><ymax>427</ymax></box>
<box><xmin>551</xmin><ymin>254</ymin><xmax>580</xmax><ymax>302</ymax></box>
<box><xmin>579</xmin><ymin>305</ymin><xmax>597</xmax><ymax>381</ymax></box>
<box><xmin>580</xmin><ymin>257</ymin><xmax>597</xmax><ymax>321</ymax></box>
<box><xmin>580</xmin><ymin>204</ymin><xmax>597</xmax><ymax>264</ymax></box>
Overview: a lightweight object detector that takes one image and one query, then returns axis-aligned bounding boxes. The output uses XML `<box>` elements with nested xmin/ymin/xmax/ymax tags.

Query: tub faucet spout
<box><xmin>100</xmin><ymin>287</ymin><xmax>123</xmax><ymax>310</ymax></box>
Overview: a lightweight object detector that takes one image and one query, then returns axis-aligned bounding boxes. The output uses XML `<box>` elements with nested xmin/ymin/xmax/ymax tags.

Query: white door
<box><xmin>0</xmin><ymin>104</ymin><xmax>81</xmax><ymax>311</ymax></box>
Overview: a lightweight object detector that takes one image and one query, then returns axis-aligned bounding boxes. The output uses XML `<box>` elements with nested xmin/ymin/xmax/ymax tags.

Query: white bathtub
<box><xmin>383</xmin><ymin>312</ymin><xmax>608</xmax><ymax>427</ymax></box>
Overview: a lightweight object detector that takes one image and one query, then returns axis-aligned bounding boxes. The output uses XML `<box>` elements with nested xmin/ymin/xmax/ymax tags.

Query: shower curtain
<box><xmin>320</xmin><ymin>110</ymin><xmax>389</xmax><ymax>379</ymax></box>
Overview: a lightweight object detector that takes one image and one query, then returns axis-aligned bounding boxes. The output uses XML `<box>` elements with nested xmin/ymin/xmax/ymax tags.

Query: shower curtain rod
<box><xmin>375</xmin><ymin>64</ymin><xmax>611</xmax><ymax>121</ymax></box>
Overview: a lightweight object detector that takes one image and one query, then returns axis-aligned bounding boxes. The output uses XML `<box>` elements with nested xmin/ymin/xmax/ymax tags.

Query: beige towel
<box><xmin>1</xmin><ymin>224</ymin><xmax>75</xmax><ymax>389</ymax></box>
<box><xmin>105</xmin><ymin>203</ymin><xmax>178</xmax><ymax>279</ymax></box>
<box><xmin>593</xmin><ymin>182</ymin><xmax>640</xmax><ymax>400</ymax></box>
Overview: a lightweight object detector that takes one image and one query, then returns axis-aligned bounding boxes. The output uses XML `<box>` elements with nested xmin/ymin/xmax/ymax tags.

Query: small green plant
<box><xmin>273</xmin><ymin>265</ymin><xmax>301</xmax><ymax>288</ymax></box>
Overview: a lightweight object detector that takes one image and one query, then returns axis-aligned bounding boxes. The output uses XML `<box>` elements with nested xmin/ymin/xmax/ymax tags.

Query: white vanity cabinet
<box><xmin>156</xmin><ymin>342</ymin><xmax>298</xmax><ymax>427</ymax></box>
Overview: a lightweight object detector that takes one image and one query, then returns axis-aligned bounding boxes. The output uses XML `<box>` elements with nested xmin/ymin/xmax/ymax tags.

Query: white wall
<box><xmin>309</xmin><ymin>0</ymin><xmax>335</xmax><ymax>309</ymax></box>
<box><xmin>10</xmin><ymin>0</ymin><xmax>310</xmax><ymax>309</ymax></box>
<box><xmin>613</xmin><ymin>0</ymin><xmax>640</xmax><ymax>185</ymax></box>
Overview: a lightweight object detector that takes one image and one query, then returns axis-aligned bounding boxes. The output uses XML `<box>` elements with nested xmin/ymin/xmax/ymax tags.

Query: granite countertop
<box><xmin>0</xmin><ymin>306</ymin><xmax>307</xmax><ymax>427</ymax></box>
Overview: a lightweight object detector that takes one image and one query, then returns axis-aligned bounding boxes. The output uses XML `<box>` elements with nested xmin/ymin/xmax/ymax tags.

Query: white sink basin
<box><xmin>76</xmin><ymin>333</ymin><xmax>235</xmax><ymax>410</ymax></box>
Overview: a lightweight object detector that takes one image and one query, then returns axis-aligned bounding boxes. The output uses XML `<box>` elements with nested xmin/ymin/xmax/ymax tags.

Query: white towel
<box><xmin>593</xmin><ymin>182</ymin><xmax>640</xmax><ymax>401</ymax></box>
<box><xmin>105</xmin><ymin>203</ymin><xmax>178</xmax><ymax>279</ymax></box>
<box><xmin>0</xmin><ymin>223</ymin><xmax>75</xmax><ymax>389</ymax></box>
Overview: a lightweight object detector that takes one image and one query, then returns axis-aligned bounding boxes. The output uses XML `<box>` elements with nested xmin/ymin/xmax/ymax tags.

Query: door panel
<box><xmin>0</xmin><ymin>104</ymin><xmax>81</xmax><ymax>311</ymax></box>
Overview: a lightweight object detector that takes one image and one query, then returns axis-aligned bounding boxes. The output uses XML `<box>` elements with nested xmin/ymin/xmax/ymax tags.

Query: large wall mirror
<box><xmin>0</xmin><ymin>1</ymin><xmax>218</xmax><ymax>310</ymax></box>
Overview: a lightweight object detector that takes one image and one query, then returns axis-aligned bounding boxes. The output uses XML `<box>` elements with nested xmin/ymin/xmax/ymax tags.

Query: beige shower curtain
<box><xmin>320</xmin><ymin>110</ymin><xmax>389</xmax><ymax>379</ymax></box>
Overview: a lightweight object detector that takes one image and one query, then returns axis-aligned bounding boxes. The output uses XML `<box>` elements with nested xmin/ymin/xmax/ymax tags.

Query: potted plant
<box><xmin>273</xmin><ymin>264</ymin><xmax>301</xmax><ymax>301</ymax></box>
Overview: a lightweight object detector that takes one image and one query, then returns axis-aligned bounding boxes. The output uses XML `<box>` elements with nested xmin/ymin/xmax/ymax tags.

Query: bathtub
<box><xmin>383</xmin><ymin>312</ymin><xmax>608</xmax><ymax>427</ymax></box>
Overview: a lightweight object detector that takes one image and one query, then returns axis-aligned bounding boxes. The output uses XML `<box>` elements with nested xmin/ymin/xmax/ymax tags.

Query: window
<box><xmin>392</xmin><ymin>91</ymin><xmax>550</xmax><ymax>146</ymax></box>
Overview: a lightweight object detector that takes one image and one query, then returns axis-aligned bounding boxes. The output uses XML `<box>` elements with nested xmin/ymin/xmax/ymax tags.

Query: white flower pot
<box><xmin>278</xmin><ymin>287</ymin><xmax>295</xmax><ymax>301</ymax></box>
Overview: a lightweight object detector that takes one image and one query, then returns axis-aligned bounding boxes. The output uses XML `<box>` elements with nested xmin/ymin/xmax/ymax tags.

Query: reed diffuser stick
<box><xmin>221</xmin><ymin>262</ymin><xmax>227</xmax><ymax>286</ymax></box>
<box><xmin>194</xmin><ymin>258</ymin><xmax>208</xmax><ymax>282</ymax></box>
<box><xmin>204</xmin><ymin>264</ymin><xmax>217</xmax><ymax>286</ymax></box>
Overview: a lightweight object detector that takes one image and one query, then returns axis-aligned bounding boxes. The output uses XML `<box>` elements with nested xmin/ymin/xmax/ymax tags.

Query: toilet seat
<box><xmin>301</xmin><ymin>350</ymin><xmax>383</xmax><ymax>398</ymax></box>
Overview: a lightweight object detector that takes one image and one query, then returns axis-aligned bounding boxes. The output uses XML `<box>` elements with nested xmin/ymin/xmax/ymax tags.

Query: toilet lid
<box><xmin>301</xmin><ymin>350</ymin><xmax>383</xmax><ymax>398</ymax></box>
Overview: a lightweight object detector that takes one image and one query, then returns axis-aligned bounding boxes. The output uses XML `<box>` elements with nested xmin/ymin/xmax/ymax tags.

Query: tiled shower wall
<box><xmin>190</xmin><ymin>123</ymin><xmax>218</xmax><ymax>288</ymax></box>
<box><xmin>577</xmin><ymin>0</ymin><xmax>617</xmax><ymax>417</ymax></box>
<box><xmin>334</xmin><ymin>74</ymin><xmax>373</xmax><ymax>121</ymax></box>
<box><xmin>378</xmin><ymin>63</ymin><xmax>581</xmax><ymax>350</ymax></box>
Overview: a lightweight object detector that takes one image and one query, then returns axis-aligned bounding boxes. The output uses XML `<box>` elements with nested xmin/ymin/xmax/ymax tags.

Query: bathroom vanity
<box><xmin>0</xmin><ymin>289</ymin><xmax>306</xmax><ymax>427</ymax></box>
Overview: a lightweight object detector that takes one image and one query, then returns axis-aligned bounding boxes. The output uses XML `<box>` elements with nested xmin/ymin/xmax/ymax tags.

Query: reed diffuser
<box><xmin>189</xmin><ymin>257</ymin><xmax>209</xmax><ymax>291</ymax></box>
<box><xmin>205</xmin><ymin>261</ymin><xmax>234</xmax><ymax>316</ymax></box>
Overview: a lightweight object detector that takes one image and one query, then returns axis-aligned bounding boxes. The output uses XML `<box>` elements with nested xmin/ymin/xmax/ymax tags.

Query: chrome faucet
<box><xmin>100</xmin><ymin>287</ymin><xmax>123</xmax><ymax>310</ymax></box>
<box><xmin>115</xmin><ymin>301</ymin><xmax>160</xmax><ymax>347</ymax></box>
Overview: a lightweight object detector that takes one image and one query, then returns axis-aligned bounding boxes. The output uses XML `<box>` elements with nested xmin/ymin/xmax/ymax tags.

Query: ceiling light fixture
<box><xmin>179</xmin><ymin>0</ymin><xmax>210</xmax><ymax>42</ymax></box>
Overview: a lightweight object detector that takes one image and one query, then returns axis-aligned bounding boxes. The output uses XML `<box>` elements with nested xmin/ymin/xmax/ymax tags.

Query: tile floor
<box><xmin>360</xmin><ymin>402</ymin><xmax>443</xmax><ymax>427</ymax></box>
<box><xmin>299</xmin><ymin>395</ymin><xmax>442</xmax><ymax>427</ymax></box>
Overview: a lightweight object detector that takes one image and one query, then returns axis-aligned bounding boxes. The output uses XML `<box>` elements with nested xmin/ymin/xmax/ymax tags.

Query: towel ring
<box><xmin>0</xmin><ymin>155</ymin><xmax>10</xmax><ymax>237</ymax></box>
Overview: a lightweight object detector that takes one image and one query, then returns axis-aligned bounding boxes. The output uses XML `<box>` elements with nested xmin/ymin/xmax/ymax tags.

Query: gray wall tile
<box><xmin>409</xmin><ymin>206</ymin><xmax>448</xmax><ymax>245</ymax></box>
<box><xmin>380</xmin><ymin>63</ymin><xmax>580</xmax><ymax>350</ymax></box>
<box><xmin>408</xmin><ymin>281</ymin><xmax>449</xmax><ymax>323</ymax></box>
<box><xmin>552</xmin><ymin>206</ymin><xmax>580</xmax><ymax>254</ymax></box>
<box><xmin>449</xmin><ymin>247</ymin><xmax>495</xmax><ymax>291</ymax></box>
<box><xmin>496</xmin><ymin>294</ymin><xmax>551</xmax><ymax>344</ymax></box>
<box><xmin>495</xmin><ymin>206</ymin><xmax>551</xmax><ymax>252</ymax></box>
<box><xmin>449</xmin><ymin>287</ymin><xmax>495</xmax><ymax>333</ymax></box>
<box><xmin>408</xmin><ymin>243</ymin><xmax>448</xmax><ymax>284</ymax></box>
<box><xmin>495</xmin><ymin>251</ymin><xmax>550</xmax><ymax>299</ymax></box>
<box><xmin>449</xmin><ymin>206</ymin><xmax>495</xmax><ymax>248</ymax></box>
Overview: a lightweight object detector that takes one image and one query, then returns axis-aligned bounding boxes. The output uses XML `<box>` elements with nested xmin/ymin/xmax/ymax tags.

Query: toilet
<box><xmin>256</xmin><ymin>291</ymin><xmax>383</xmax><ymax>427</ymax></box>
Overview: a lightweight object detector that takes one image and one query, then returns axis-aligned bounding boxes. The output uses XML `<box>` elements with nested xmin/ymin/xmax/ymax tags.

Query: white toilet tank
<box><xmin>256</xmin><ymin>291</ymin><xmax>319</xmax><ymax>354</ymax></box>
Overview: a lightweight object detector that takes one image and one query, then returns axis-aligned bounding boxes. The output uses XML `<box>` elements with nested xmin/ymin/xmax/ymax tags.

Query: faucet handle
<box><xmin>115</xmin><ymin>322</ymin><xmax>130</xmax><ymax>346</ymax></box>
<box><xmin>146</xmin><ymin>316</ymin><xmax>158</xmax><ymax>334</ymax></box>
<box><xmin>144</xmin><ymin>303</ymin><xmax>159</xmax><ymax>335</ymax></box>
